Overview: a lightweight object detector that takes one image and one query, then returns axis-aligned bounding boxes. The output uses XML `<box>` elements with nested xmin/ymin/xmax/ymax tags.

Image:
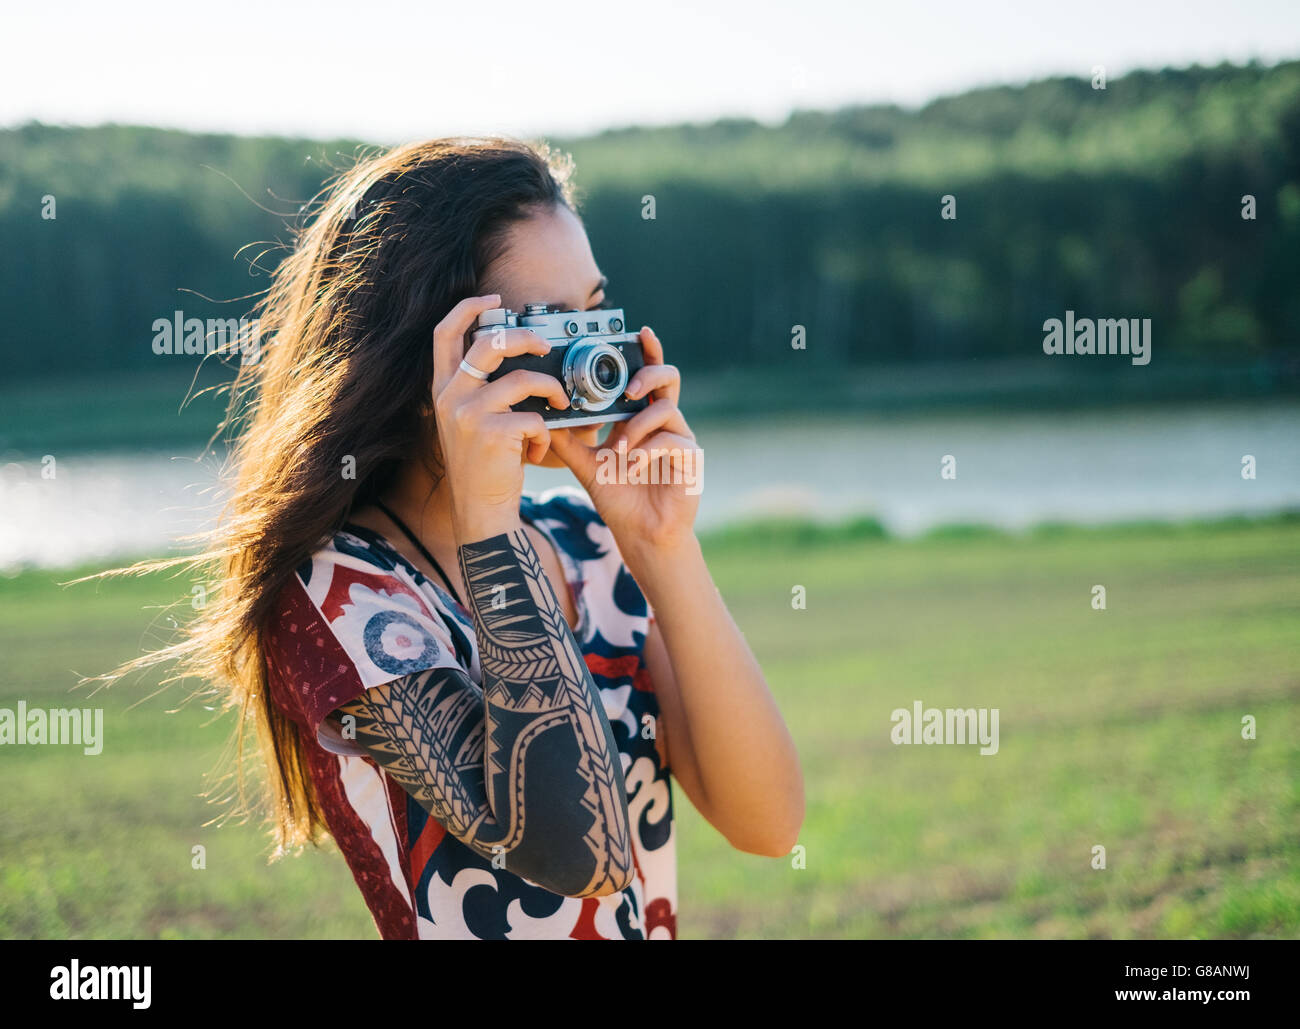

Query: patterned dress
<box><xmin>262</xmin><ymin>486</ymin><xmax>677</xmax><ymax>939</ymax></box>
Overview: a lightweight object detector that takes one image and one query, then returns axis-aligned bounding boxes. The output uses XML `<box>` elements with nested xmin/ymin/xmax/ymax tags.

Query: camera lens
<box><xmin>562</xmin><ymin>341</ymin><xmax>628</xmax><ymax>412</ymax></box>
<box><xmin>594</xmin><ymin>354</ymin><xmax>620</xmax><ymax>390</ymax></box>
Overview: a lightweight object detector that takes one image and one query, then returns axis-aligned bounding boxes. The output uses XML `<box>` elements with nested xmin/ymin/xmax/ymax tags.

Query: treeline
<box><xmin>1</xmin><ymin>59</ymin><xmax>1297</xmax><ymax>386</ymax></box>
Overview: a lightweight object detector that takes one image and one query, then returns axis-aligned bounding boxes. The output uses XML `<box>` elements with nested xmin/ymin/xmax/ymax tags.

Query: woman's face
<box><xmin>481</xmin><ymin>203</ymin><xmax>609</xmax><ymax>468</ymax></box>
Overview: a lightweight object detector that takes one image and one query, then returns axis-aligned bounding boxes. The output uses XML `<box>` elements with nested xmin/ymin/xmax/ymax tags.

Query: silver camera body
<box><xmin>470</xmin><ymin>303</ymin><xmax>649</xmax><ymax>428</ymax></box>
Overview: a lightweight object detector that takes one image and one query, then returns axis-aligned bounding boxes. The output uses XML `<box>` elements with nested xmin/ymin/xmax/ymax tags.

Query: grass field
<box><xmin>1</xmin><ymin>515</ymin><xmax>1297</xmax><ymax>939</ymax></box>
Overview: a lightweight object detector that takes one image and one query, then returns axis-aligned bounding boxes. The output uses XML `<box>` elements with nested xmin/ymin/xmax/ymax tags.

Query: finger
<box><xmin>547</xmin><ymin>427</ymin><xmax>599</xmax><ymax>485</ymax></box>
<box><xmin>460</xmin><ymin>327</ymin><xmax>552</xmax><ymax>375</ymax></box>
<box><xmin>601</xmin><ymin>419</ymin><xmax>628</xmax><ymax>451</ymax></box>
<box><xmin>638</xmin><ymin>431</ymin><xmax>703</xmax><ymax>484</ymax></box>
<box><xmin>440</xmin><ymin>328</ymin><xmax>555</xmax><ymax>410</ymax></box>
<box><xmin>432</xmin><ymin>294</ymin><xmax>502</xmax><ymax>396</ymax></box>
<box><xmin>638</xmin><ymin>325</ymin><xmax>665</xmax><ymax>366</ymax></box>
<box><xmin>653</xmin><ymin>433</ymin><xmax>701</xmax><ymax>470</ymax></box>
<box><xmin>473</xmin><ymin>369</ymin><xmax>571</xmax><ymax>413</ymax></box>
<box><xmin>643</xmin><ymin>430</ymin><xmax>697</xmax><ymax>452</ymax></box>
<box><xmin>504</xmin><ymin>411</ymin><xmax>552</xmax><ymax>465</ymax></box>
<box><xmin>619</xmin><ymin>399</ymin><xmax>691</xmax><ymax>452</ymax></box>
<box><xmin>625</xmin><ymin>362</ymin><xmax>680</xmax><ymax>406</ymax></box>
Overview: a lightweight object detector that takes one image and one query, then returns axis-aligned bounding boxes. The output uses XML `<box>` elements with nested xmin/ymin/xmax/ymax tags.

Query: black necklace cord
<box><xmin>373</xmin><ymin>499</ymin><xmax>466</xmax><ymax>610</ymax></box>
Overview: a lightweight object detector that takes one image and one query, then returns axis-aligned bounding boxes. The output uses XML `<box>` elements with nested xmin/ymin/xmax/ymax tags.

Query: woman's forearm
<box><xmin>622</xmin><ymin>534</ymin><xmax>805</xmax><ymax>854</ymax></box>
<box><xmin>457</xmin><ymin>525</ymin><xmax>635</xmax><ymax>895</ymax></box>
<box><xmin>340</xmin><ymin>522</ymin><xmax>635</xmax><ymax>897</ymax></box>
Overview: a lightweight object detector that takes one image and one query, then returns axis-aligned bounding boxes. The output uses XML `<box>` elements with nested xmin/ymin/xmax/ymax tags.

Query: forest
<box><xmin>1</xmin><ymin>59</ymin><xmax>1296</xmax><ymax>396</ymax></box>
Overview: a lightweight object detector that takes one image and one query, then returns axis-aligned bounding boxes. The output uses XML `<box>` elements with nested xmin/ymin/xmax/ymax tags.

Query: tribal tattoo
<box><xmin>335</xmin><ymin>528</ymin><xmax>635</xmax><ymax>898</ymax></box>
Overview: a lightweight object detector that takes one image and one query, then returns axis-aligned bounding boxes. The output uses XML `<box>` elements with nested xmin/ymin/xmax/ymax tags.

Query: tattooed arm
<box><xmin>332</xmin><ymin>292</ymin><xmax>634</xmax><ymax>897</ymax></box>
<box><xmin>334</xmin><ymin>526</ymin><xmax>634</xmax><ymax>899</ymax></box>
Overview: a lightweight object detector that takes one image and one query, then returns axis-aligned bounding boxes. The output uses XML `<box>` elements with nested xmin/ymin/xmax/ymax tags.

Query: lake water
<box><xmin>1</xmin><ymin>402</ymin><xmax>1297</xmax><ymax>572</ymax></box>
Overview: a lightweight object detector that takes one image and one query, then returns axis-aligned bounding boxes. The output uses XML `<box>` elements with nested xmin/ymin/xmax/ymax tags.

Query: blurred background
<box><xmin>1</xmin><ymin>0</ymin><xmax>1297</xmax><ymax>939</ymax></box>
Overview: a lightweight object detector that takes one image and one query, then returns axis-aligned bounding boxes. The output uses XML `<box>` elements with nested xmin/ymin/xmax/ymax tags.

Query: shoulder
<box><xmin>292</xmin><ymin>527</ymin><xmax>436</xmax><ymax>627</ymax></box>
<box><xmin>263</xmin><ymin>525</ymin><xmax>477</xmax><ymax>743</ymax></box>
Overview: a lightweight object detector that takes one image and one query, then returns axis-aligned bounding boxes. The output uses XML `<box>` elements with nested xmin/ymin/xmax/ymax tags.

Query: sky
<box><xmin>3</xmin><ymin>0</ymin><xmax>1299</xmax><ymax>142</ymax></box>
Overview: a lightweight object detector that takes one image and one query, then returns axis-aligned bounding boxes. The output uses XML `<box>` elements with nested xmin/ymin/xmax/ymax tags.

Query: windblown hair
<box><xmin>98</xmin><ymin>137</ymin><xmax>579</xmax><ymax>855</ymax></box>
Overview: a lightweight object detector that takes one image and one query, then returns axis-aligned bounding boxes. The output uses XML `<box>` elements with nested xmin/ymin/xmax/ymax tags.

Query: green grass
<box><xmin>1</xmin><ymin>516</ymin><xmax>1297</xmax><ymax>939</ymax></box>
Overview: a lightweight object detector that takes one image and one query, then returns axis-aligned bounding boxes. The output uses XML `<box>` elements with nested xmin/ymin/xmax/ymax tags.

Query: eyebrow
<box><xmin>545</xmin><ymin>276</ymin><xmax>608</xmax><ymax>312</ymax></box>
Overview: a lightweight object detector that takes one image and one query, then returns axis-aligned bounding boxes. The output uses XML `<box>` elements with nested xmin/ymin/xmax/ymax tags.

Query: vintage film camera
<box><xmin>471</xmin><ymin>303</ymin><xmax>649</xmax><ymax>428</ymax></box>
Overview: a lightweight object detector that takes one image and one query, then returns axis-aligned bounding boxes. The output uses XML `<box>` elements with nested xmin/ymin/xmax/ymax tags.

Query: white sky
<box><xmin>3</xmin><ymin>0</ymin><xmax>1299</xmax><ymax>141</ymax></box>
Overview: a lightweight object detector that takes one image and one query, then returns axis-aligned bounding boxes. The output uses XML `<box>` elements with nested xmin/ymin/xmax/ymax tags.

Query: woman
<box><xmin>134</xmin><ymin>138</ymin><xmax>803</xmax><ymax>939</ymax></box>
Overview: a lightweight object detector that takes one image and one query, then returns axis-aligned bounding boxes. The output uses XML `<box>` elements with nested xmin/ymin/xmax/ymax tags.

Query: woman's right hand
<box><xmin>431</xmin><ymin>294</ymin><xmax>571</xmax><ymax>543</ymax></box>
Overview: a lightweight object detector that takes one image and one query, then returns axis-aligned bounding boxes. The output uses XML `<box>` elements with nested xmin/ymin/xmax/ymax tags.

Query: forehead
<box><xmin>485</xmin><ymin>204</ymin><xmax>601</xmax><ymax>308</ymax></box>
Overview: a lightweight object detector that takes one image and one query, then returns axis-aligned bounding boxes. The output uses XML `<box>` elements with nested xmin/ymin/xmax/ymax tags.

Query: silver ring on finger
<box><xmin>458</xmin><ymin>358</ymin><xmax>490</xmax><ymax>381</ymax></box>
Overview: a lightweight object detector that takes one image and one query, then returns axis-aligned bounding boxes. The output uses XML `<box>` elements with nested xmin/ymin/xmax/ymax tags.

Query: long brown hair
<box><xmin>97</xmin><ymin>137</ymin><xmax>579</xmax><ymax>855</ymax></box>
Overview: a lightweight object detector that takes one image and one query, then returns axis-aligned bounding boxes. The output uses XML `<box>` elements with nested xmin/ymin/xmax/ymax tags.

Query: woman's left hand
<box><xmin>548</xmin><ymin>326</ymin><xmax>702</xmax><ymax>553</ymax></box>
